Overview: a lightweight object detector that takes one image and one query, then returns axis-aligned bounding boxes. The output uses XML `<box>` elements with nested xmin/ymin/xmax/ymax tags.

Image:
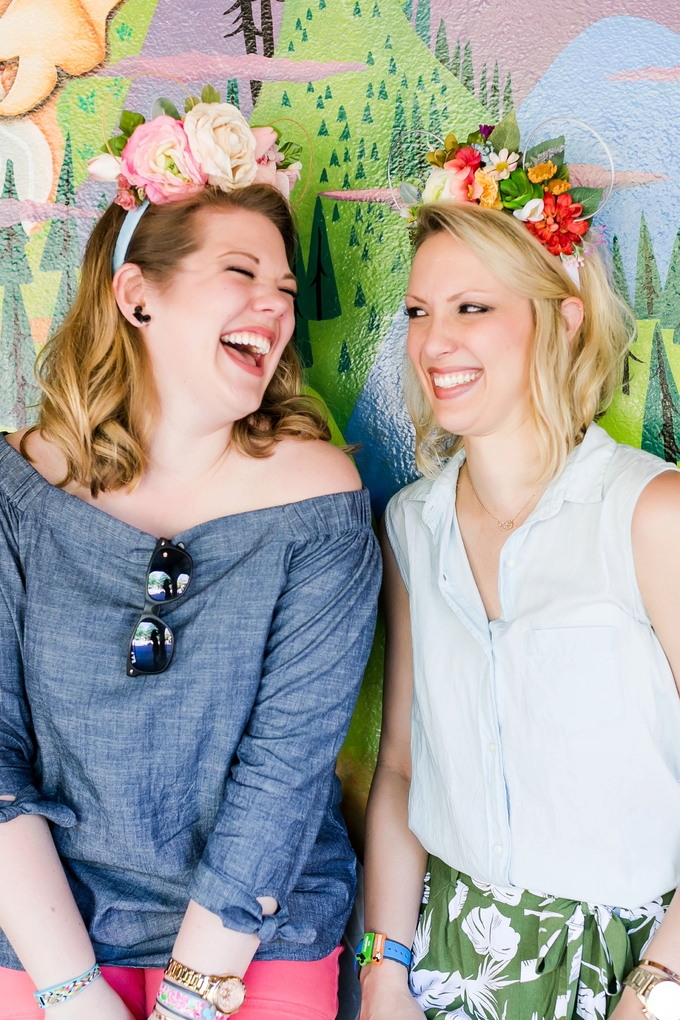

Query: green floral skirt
<box><xmin>409</xmin><ymin>856</ymin><xmax>672</xmax><ymax>1020</ymax></box>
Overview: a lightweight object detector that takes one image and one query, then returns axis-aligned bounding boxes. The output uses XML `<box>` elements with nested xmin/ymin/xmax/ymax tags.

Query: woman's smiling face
<box><xmin>405</xmin><ymin>229</ymin><xmax>536</xmax><ymax>440</ymax></box>
<box><xmin>137</xmin><ymin>206</ymin><xmax>297</xmax><ymax>427</ymax></box>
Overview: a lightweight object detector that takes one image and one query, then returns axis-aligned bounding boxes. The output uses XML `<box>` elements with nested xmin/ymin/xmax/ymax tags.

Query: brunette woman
<box><xmin>0</xmin><ymin>176</ymin><xmax>380</xmax><ymax>1018</ymax></box>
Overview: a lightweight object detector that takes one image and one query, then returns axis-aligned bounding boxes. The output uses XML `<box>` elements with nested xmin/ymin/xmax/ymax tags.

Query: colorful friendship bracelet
<box><xmin>34</xmin><ymin>963</ymin><xmax>102</xmax><ymax>1008</ymax></box>
<box><xmin>156</xmin><ymin>978</ymin><xmax>219</xmax><ymax>1020</ymax></box>
<box><xmin>355</xmin><ymin>932</ymin><xmax>412</xmax><ymax>971</ymax></box>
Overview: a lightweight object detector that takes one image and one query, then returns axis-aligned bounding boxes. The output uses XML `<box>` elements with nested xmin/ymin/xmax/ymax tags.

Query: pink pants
<box><xmin>0</xmin><ymin>948</ymin><xmax>341</xmax><ymax>1020</ymax></box>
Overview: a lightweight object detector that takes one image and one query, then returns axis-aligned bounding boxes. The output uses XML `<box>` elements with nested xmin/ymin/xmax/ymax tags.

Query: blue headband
<box><xmin>112</xmin><ymin>199</ymin><xmax>150</xmax><ymax>274</ymax></box>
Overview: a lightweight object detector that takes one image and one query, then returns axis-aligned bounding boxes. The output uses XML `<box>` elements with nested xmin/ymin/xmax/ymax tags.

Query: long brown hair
<box><xmin>406</xmin><ymin>202</ymin><xmax>633</xmax><ymax>482</ymax></box>
<box><xmin>30</xmin><ymin>185</ymin><xmax>330</xmax><ymax>496</ymax></box>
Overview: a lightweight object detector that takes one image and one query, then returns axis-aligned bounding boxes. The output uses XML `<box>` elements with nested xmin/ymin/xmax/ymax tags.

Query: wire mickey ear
<box><xmin>522</xmin><ymin>117</ymin><xmax>615</xmax><ymax>218</ymax></box>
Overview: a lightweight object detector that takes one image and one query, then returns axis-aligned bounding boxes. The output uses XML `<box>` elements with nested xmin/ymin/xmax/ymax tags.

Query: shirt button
<box><xmin>489</xmin><ymin>742</ymin><xmax>497</xmax><ymax>752</ymax></box>
<box><xmin>506</xmin><ymin>559</ymin><xmax>516</xmax><ymax>568</ymax></box>
<box><xmin>494</xmin><ymin>844</ymin><xmax>503</xmax><ymax>855</ymax></box>
<box><xmin>442</xmin><ymin>573</ymin><xmax>448</xmax><ymax>582</ymax></box>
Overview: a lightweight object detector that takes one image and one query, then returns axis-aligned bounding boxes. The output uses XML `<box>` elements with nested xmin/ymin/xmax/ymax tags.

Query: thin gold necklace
<box><xmin>465</xmin><ymin>466</ymin><xmax>540</xmax><ymax>531</ymax></box>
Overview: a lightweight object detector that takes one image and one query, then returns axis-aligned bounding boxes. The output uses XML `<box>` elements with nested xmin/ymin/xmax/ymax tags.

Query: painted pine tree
<box><xmin>294</xmin><ymin>243</ymin><xmax>314</xmax><ymax>368</ymax></box>
<box><xmin>434</xmin><ymin>18</ymin><xmax>448</xmax><ymax>65</ymax></box>
<box><xmin>303</xmin><ymin>197</ymin><xmax>341</xmax><ymax>321</ymax></box>
<box><xmin>0</xmin><ymin>160</ymin><xmax>40</xmax><ymax>428</ymax></box>
<box><xmin>461</xmin><ymin>41</ymin><xmax>474</xmax><ymax>92</ymax></box>
<box><xmin>450</xmin><ymin>39</ymin><xmax>461</xmax><ymax>78</ymax></box>
<box><xmin>489</xmin><ymin>61</ymin><xmax>500</xmax><ymax>120</ymax></box>
<box><xmin>502</xmin><ymin>72</ymin><xmax>514</xmax><ymax>115</ymax></box>
<box><xmin>388</xmin><ymin>91</ymin><xmax>408</xmax><ymax>181</ymax></box>
<box><xmin>634</xmin><ymin>214</ymin><xmax>662</xmax><ymax>320</ymax></box>
<box><xmin>414</xmin><ymin>0</ymin><xmax>430</xmax><ymax>47</ymax></box>
<box><xmin>658</xmin><ymin>226</ymin><xmax>680</xmax><ymax>341</ymax></box>
<box><xmin>642</xmin><ymin>322</ymin><xmax>680</xmax><ymax>462</ymax></box>
<box><xmin>40</xmin><ymin>135</ymin><xmax>80</xmax><ymax>338</ymax></box>
<box><xmin>478</xmin><ymin>63</ymin><xmax>487</xmax><ymax>106</ymax></box>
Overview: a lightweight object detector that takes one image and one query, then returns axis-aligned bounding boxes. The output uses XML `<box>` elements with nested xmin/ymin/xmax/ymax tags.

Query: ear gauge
<box><xmin>133</xmin><ymin>306</ymin><xmax>151</xmax><ymax>324</ymax></box>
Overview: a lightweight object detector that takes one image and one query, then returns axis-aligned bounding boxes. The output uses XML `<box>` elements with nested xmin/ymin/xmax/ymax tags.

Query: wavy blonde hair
<box><xmin>405</xmin><ymin>202</ymin><xmax>634</xmax><ymax>482</ymax></box>
<box><xmin>28</xmin><ymin>185</ymin><xmax>329</xmax><ymax>496</ymax></box>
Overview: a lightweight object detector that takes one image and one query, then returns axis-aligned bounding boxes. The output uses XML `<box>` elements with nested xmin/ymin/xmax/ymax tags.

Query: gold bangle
<box><xmin>641</xmin><ymin>959</ymin><xmax>680</xmax><ymax>983</ymax></box>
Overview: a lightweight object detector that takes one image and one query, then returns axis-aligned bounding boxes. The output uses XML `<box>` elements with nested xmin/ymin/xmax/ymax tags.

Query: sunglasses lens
<box><xmin>147</xmin><ymin>546</ymin><xmax>192</xmax><ymax>602</ymax></box>
<box><xmin>129</xmin><ymin>617</ymin><xmax>173</xmax><ymax>674</ymax></box>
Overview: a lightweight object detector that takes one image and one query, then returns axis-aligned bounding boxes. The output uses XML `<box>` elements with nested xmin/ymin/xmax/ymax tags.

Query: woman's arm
<box><xmin>155</xmin><ymin>513</ymin><xmax>380</xmax><ymax>1011</ymax></box>
<box><xmin>0</xmin><ymin>812</ymin><xmax>134</xmax><ymax>1019</ymax></box>
<box><xmin>611</xmin><ymin>470</ymin><xmax>680</xmax><ymax>1018</ymax></box>
<box><xmin>359</xmin><ymin>524</ymin><xmax>427</xmax><ymax>1020</ymax></box>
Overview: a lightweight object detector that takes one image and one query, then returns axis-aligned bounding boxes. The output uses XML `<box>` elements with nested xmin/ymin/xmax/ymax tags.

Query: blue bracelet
<box><xmin>355</xmin><ymin>933</ymin><xmax>412</xmax><ymax>971</ymax></box>
<box><xmin>34</xmin><ymin>963</ymin><xmax>102</xmax><ymax>1009</ymax></box>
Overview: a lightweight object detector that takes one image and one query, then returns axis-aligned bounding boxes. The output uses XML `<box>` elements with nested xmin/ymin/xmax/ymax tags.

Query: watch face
<box><xmin>647</xmin><ymin>980</ymin><xmax>680</xmax><ymax>1020</ymax></box>
<box><xmin>214</xmin><ymin>977</ymin><xmax>246</xmax><ymax>1014</ymax></box>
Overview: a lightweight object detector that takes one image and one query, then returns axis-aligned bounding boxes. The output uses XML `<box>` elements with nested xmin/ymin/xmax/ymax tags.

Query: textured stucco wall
<box><xmin>1</xmin><ymin>0</ymin><xmax>679</xmax><ymax>830</ymax></box>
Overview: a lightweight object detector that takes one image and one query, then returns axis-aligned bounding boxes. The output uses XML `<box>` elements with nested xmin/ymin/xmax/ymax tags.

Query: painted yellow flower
<box><xmin>527</xmin><ymin>161</ymin><xmax>557</xmax><ymax>184</ymax></box>
<box><xmin>546</xmin><ymin>178</ymin><xmax>571</xmax><ymax>195</ymax></box>
<box><xmin>474</xmin><ymin>168</ymin><xmax>502</xmax><ymax>209</ymax></box>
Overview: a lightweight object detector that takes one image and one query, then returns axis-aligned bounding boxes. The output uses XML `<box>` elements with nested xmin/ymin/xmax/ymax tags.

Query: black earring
<box><xmin>133</xmin><ymin>306</ymin><xmax>151</xmax><ymax>324</ymax></box>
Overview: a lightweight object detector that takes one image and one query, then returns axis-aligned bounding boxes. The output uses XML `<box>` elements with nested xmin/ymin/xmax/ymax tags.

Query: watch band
<box><xmin>165</xmin><ymin>959</ymin><xmax>212</xmax><ymax>1000</ymax></box>
<box><xmin>355</xmin><ymin>933</ymin><xmax>412</xmax><ymax>971</ymax></box>
<box><xmin>624</xmin><ymin>966</ymin><xmax>680</xmax><ymax>1020</ymax></box>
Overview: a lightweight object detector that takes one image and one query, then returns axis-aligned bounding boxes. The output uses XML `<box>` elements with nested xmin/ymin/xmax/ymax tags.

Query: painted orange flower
<box><xmin>526</xmin><ymin>192</ymin><xmax>588</xmax><ymax>256</ymax></box>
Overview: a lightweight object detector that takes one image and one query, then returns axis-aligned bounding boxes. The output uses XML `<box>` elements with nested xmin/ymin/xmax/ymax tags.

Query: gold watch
<box><xmin>625</xmin><ymin>965</ymin><xmax>680</xmax><ymax>1020</ymax></box>
<box><xmin>165</xmin><ymin>958</ymin><xmax>246</xmax><ymax>1016</ymax></box>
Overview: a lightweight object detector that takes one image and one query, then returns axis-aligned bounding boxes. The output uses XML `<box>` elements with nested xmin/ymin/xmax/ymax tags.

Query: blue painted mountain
<box><xmin>517</xmin><ymin>16</ymin><xmax>680</xmax><ymax>292</ymax></box>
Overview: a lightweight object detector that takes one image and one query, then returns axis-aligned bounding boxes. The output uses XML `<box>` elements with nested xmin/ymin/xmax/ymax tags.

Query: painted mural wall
<box><xmin>1</xmin><ymin>0</ymin><xmax>680</xmax><ymax>836</ymax></box>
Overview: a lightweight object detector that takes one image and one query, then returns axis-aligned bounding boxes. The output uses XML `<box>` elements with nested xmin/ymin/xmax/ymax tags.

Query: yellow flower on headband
<box><xmin>527</xmin><ymin>161</ymin><xmax>557</xmax><ymax>184</ymax></box>
<box><xmin>546</xmin><ymin>178</ymin><xmax>571</xmax><ymax>195</ymax></box>
<box><xmin>474</xmin><ymin>169</ymin><xmax>503</xmax><ymax>210</ymax></box>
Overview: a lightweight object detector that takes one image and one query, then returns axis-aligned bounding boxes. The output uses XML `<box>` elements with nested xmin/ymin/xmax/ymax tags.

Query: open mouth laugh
<box><xmin>220</xmin><ymin>330</ymin><xmax>272</xmax><ymax>371</ymax></box>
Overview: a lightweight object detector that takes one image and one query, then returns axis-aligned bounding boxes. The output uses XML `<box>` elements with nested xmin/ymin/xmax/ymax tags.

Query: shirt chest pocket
<box><xmin>523</xmin><ymin>626</ymin><xmax>624</xmax><ymax>732</ymax></box>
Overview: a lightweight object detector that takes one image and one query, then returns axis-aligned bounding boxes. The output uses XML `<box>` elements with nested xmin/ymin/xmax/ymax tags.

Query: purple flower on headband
<box><xmin>479</xmin><ymin>125</ymin><xmax>495</xmax><ymax>139</ymax></box>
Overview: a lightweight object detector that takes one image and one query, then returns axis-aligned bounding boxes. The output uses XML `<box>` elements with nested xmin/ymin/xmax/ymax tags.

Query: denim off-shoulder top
<box><xmin>0</xmin><ymin>438</ymin><xmax>381</xmax><ymax>968</ymax></box>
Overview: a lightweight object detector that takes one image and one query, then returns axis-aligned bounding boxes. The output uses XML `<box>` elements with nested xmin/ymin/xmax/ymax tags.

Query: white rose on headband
<box><xmin>87</xmin><ymin>153</ymin><xmax>122</xmax><ymax>181</ymax></box>
<box><xmin>184</xmin><ymin>102</ymin><xmax>258</xmax><ymax>191</ymax></box>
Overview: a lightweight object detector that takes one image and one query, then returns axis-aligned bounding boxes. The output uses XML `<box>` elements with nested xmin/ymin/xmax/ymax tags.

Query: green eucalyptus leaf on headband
<box><xmin>151</xmin><ymin>97</ymin><xmax>181</xmax><ymax>120</ymax></box>
<box><xmin>201</xmin><ymin>84</ymin><xmax>222</xmax><ymax>104</ymax></box>
<box><xmin>525</xmin><ymin>135</ymin><xmax>565</xmax><ymax>170</ymax></box>
<box><xmin>568</xmin><ymin>186</ymin><xmax>603</xmax><ymax>218</ymax></box>
<box><xmin>278</xmin><ymin>139</ymin><xmax>303</xmax><ymax>169</ymax></box>
<box><xmin>488</xmin><ymin>111</ymin><xmax>520</xmax><ymax>157</ymax></box>
<box><xmin>119</xmin><ymin>110</ymin><xmax>145</xmax><ymax>138</ymax></box>
<box><xmin>555</xmin><ymin>163</ymin><xmax>570</xmax><ymax>182</ymax></box>
<box><xmin>185</xmin><ymin>95</ymin><xmax>200</xmax><ymax>113</ymax></box>
<box><xmin>400</xmin><ymin>181</ymin><xmax>421</xmax><ymax>204</ymax></box>
<box><xmin>101</xmin><ymin>135</ymin><xmax>127</xmax><ymax>156</ymax></box>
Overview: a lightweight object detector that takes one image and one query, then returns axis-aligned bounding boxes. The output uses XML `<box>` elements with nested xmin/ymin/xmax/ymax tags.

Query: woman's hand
<box><xmin>45</xmin><ymin>975</ymin><xmax>136</xmax><ymax>1020</ymax></box>
<box><xmin>359</xmin><ymin>963</ymin><xmax>426</xmax><ymax>1020</ymax></box>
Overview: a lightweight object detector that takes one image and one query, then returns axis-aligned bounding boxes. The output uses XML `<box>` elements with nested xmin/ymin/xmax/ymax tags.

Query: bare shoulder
<box><xmin>267</xmin><ymin>438</ymin><xmax>362</xmax><ymax>502</ymax></box>
<box><xmin>4</xmin><ymin>428</ymin><xmax>68</xmax><ymax>486</ymax></box>
<box><xmin>632</xmin><ymin>469</ymin><xmax>680</xmax><ymax>545</ymax></box>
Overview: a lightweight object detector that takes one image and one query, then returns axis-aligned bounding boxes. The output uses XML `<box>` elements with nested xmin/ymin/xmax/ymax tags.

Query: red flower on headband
<box><xmin>526</xmin><ymin>192</ymin><xmax>588</xmax><ymax>256</ymax></box>
<box><xmin>443</xmin><ymin>145</ymin><xmax>482</xmax><ymax>185</ymax></box>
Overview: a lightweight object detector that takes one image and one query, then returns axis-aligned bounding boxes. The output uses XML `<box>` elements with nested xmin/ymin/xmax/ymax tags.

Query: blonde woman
<box><xmin>0</xmin><ymin>180</ymin><xmax>380</xmax><ymax>1020</ymax></box>
<box><xmin>359</xmin><ymin>202</ymin><xmax>680</xmax><ymax>1020</ymax></box>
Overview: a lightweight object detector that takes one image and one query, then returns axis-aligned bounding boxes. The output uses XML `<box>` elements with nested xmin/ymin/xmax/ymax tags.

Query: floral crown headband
<box><xmin>390</xmin><ymin>113</ymin><xmax>614</xmax><ymax>284</ymax></box>
<box><xmin>88</xmin><ymin>84</ymin><xmax>304</xmax><ymax>273</ymax></box>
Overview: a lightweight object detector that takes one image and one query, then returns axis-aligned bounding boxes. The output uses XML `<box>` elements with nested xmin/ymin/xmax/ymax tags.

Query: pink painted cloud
<box><xmin>102</xmin><ymin>53</ymin><xmax>366</xmax><ymax>84</ymax></box>
<box><xmin>609</xmin><ymin>65</ymin><xmax>680</xmax><ymax>81</ymax></box>
<box><xmin>0</xmin><ymin>199</ymin><xmax>98</xmax><ymax>228</ymax></box>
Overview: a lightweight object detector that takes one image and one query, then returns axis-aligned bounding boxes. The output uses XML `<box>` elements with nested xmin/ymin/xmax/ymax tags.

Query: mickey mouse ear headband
<box><xmin>387</xmin><ymin>112</ymin><xmax>615</xmax><ymax>286</ymax></box>
<box><xmin>89</xmin><ymin>80</ymin><xmax>308</xmax><ymax>274</ymax></box>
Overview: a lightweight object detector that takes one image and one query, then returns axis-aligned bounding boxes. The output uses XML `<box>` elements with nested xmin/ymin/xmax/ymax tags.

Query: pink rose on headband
<box><xmin>422</xmin><ymin>167</ymin><xmax>482</xmax><ymax>205</ymax></box>
<box><xmin>121</xmin><ymin>116</ymin><xmax>207</xmax><ymax>205</ymax></box>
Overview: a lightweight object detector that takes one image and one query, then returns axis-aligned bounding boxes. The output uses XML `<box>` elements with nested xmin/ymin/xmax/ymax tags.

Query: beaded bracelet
<box><xmin>34</xmin><ymin>963</ymin><xmax>102</xmax><ymax>1009</ymax></box>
